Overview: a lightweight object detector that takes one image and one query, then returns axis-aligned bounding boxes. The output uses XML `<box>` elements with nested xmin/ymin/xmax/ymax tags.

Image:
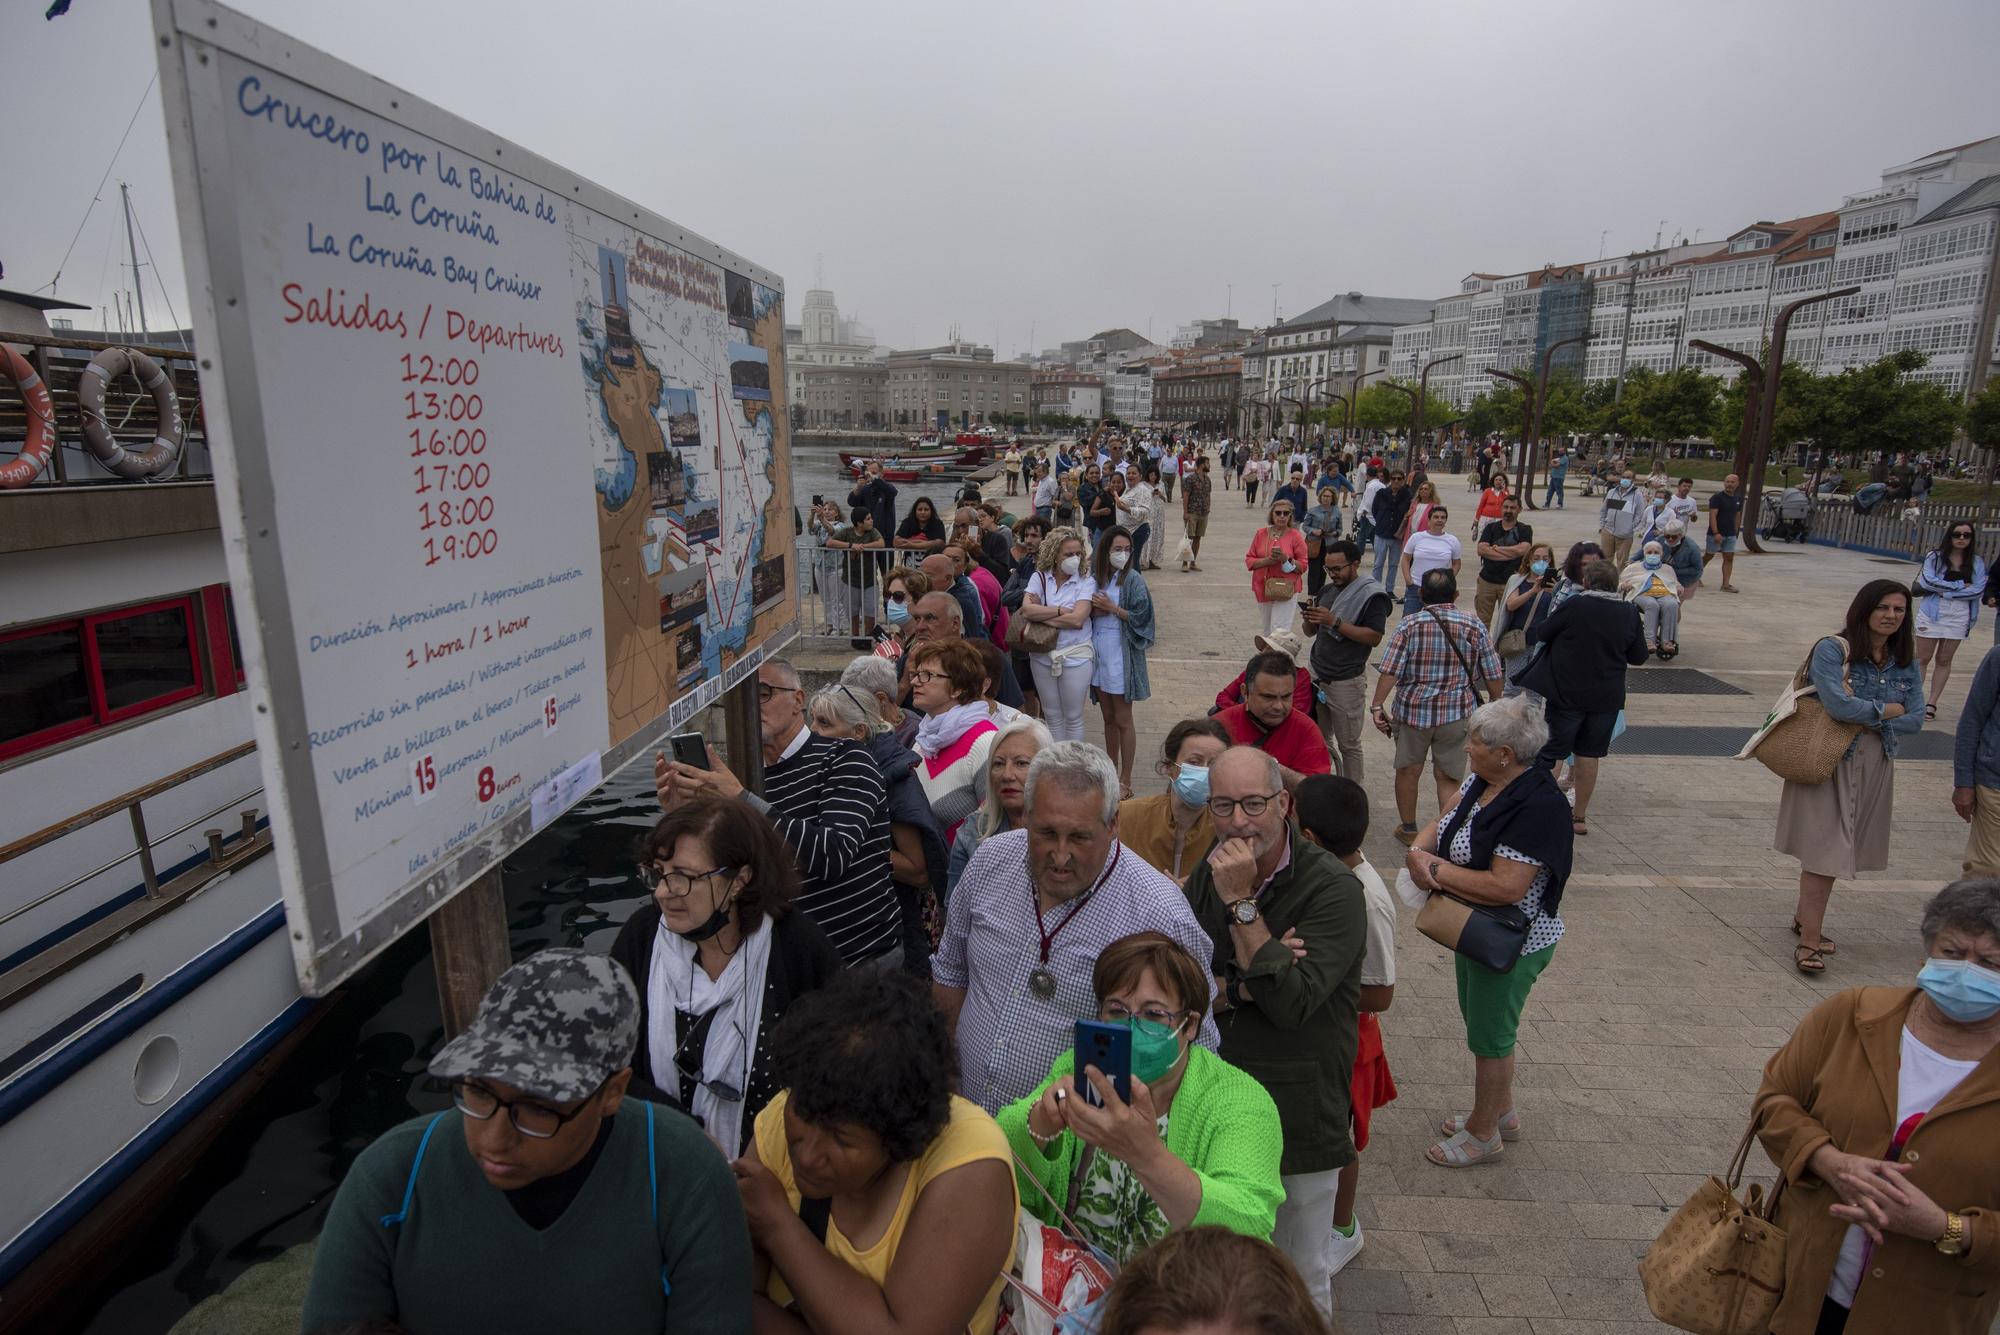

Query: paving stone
<box><xmin>1547</xmin><ymin>1275</ymin><xmax>1657</xmax><ymax>1323</ymax></box>
<box><xmin>1474</xmin><ymin>1273</ymin><xmax>1565</xmax><ymax>1318</ymax></box>
<box><xmin>1403</xmin><ymin>1271</ymin><xmax>1491</xmax><ymax>1316</ymax></box>
<box><xmin>1333</xmin><ymin>1267</ymin><xmax>1416</xmax><ymax>1314</ymax></box>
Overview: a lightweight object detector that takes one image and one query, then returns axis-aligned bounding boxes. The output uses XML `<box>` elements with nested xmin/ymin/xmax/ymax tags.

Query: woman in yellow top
<box><xmin>1617</xmin><ymin>538</ymin><xmax>1683</xmax><ymax>659</ymax></box>
<box><xmin>734</xmin><ymin>967</ymin><xmax>1019</xmax><ymax>1335</ymax></box>
<box><xmin>1117</xmin><ymin>719</ymin><xmax>1229</xmax><ymax>885</ymax></box>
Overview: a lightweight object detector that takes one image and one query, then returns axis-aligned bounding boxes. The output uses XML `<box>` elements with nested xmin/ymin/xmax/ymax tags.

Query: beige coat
<box><xmin>1754</xmin><ymin>986</ymin><xmax>2000</xmax><ymax>1334</ymax></box>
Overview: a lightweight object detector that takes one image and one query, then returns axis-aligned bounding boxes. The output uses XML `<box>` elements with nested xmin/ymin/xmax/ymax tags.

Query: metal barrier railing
<box><xmin>797</xmin><ymin>539</ymin><xmax>928</xmax><ymax>636</ymax></box>
<box><xmin>0</xmin><ymin>742</ymin><xmax>265</xmax><ymax>934</ymax></box>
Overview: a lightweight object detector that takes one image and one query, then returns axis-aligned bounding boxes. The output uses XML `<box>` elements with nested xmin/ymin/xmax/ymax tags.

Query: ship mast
<box><xmin>122</xmin><ymin>181</ymin><xmax>149</xmax><ymax>339</ymax></box>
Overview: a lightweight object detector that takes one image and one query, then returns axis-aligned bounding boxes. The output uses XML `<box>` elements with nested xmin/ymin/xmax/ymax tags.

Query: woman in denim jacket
<box><xmin>1776</xmin><ymin>579</ymin><xmax>1925</xmax><ymax>974</ymax></box>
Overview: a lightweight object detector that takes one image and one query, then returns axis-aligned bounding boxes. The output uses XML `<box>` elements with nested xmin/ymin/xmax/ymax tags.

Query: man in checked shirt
<box><xmin>1370</xmin><ymin>569</ymin><xmax>1503</xmax><ymax>848</ymax></box>
<box><xmin>932</xmin><ymin>741</ymin><xmax>1220</xmax><ymax>1113</ymax></box>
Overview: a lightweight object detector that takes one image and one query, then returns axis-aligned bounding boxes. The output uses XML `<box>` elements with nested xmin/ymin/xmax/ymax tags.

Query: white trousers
<box><xmin>1259</xmin><ymin>597</ymin><xmax>1298</xmax><ymax>636</ymax></box>
<box><xmin>1271</xmin><ymin>1168</ymin><xmax>1340</xmax><ymax>1316</ymax></box>
<box><xmin>1030</xmin><ymin>657</ymin><xmax>1094</xmax><ymax>742</ymax></box>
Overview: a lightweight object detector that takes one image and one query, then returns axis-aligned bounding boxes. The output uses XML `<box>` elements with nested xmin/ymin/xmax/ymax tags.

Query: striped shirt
<box><xmin>933</xmin><ymin>828</ymin><xmax>1220</xmax><ymax>1112</ymax></box>
<box><xmin>753</xmin><ymin>728</ymin><xmax>899</xmax><ymax>964</ymax></box>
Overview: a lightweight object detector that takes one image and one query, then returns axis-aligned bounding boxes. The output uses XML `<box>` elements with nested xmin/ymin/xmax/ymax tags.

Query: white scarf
<box><xmin>915</xmin><ymin>699</ymin><xmax>993</xmax><ymax>760</ymax></box>
<box><xmin>647</xmin><ymin>913</ymin><xmax>773</xmax><ymax>1155</ymax></box>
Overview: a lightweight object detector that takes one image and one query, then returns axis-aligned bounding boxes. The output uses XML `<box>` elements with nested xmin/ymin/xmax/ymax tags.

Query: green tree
<box><xmin>1631</xmin><ymin>366</ymin><xmax>1721</xmax><ymax>443</ymax></box>
<box><xmin>1797</xmin><ymin>350</ymin><xmax>1962</xmax><ymax>457</ymax></box>
<box><xmin>1967</xmin><ymin>380</ymin><xmax>2000</xmax><ymax>454</ymax></box>
<box><xmin>1461</xmin><ymin>382</ymin><xmax>1526</xmax><ymax>439</ymax></box>
<box><xmin>1712</xmin><ymin>362</ymin><xmax>1822</xmax><ymax>453</ymax></box>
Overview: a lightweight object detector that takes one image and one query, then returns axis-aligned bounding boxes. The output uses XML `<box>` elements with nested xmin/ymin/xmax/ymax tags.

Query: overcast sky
<box><xmin>5</xmin><ymin>0</ymin><xmax>1997</xmax><ymax>359</ymax></box>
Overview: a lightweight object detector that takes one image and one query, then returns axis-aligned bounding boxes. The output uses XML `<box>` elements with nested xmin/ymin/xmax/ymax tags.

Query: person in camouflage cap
<box><xmin>302</xmin><ymin>947</ymin><xmax>752</xmax><ymax>1334</ymax></box>
<box><xmin>428</xmin><ymin>947</ymin><xmax>639</xmax><ymax>1103</ymax></box>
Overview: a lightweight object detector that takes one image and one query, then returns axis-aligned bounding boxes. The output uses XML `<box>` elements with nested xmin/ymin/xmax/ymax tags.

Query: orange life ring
<box><xmin>79</xmin><ymin>347</ymin><xmax>183</xmax><ymax>479</ymax></box>
<box><xmin>0</xmin><ymin>344</ymin><xmax>56</xmax><ymax>489</ymax></box>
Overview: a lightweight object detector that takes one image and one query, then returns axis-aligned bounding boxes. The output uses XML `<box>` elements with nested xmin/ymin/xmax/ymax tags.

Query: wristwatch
<box><xmin>1937</xmin><ymin>1211</ymin><xmax>1968</xmax><ymax>1256</ymax></box>
<box><xmin>1225</xmin><ymin>975</ymin><xmax>1247</xmax><ymax>1008</ymax></box>
<box><xmin>1228</xmin><ymin>897</ymin><xmax>1261</xmax><ymax>925</ymax></box>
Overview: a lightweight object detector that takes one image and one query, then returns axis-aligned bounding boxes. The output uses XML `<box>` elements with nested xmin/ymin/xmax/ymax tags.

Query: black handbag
<box><xmin>1415</xmin><ymin>891</ymin><xmax>1531</xmax><ymax>973</ymax></box>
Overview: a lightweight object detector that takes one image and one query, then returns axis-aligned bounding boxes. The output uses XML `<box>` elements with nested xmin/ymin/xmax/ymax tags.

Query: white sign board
<box><xmin>154</xmin><ymin>0</ymin><xmax>798</xmax><ymax>993</ymax></box>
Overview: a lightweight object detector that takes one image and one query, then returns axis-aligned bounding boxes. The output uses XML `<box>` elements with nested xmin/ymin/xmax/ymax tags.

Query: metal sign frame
<box><xmin>152</xmin><ymin>0</ymin><xmax>796</xmax><ymax>993</ymax></box>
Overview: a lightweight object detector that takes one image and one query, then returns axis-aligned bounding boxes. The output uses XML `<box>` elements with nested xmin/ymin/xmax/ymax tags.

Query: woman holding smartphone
<box><xmin>997</xmin><ymin>932</ymin><xmax>1285</xmax><ymax>1262</ymax></box>
<box><xmin>1491</xmin><ymin>543</ymin><xmax>1557</xmax><ymax>681</ymax></box>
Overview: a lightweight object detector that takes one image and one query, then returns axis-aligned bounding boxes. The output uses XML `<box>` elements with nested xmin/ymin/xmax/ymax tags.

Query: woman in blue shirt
<box><xmin>1775</xmin><ymin>579</ymin><xmax>1924</xmax><ymax>974</ymax></box>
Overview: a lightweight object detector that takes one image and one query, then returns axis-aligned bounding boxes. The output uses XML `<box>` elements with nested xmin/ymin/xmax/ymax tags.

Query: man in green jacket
<box><xmin>302</xmin><ymin>948</ymin><xmax>751</xmax><ymax>1334</ymax></box>
<box><xmin>1181</xmin><ymin>747</ymin><xmax>1366</xmax><ymax>1316</ymax></box>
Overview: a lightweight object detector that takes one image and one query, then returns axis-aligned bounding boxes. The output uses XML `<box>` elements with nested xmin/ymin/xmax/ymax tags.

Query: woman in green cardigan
<box><xmin>997</xmin><ymin>931</ymin><xmax>1285</xmax><ymax>1263</ymax></box>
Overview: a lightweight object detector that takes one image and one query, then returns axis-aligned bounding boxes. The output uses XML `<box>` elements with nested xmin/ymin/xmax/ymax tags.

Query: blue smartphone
<box><xmin>1074</xmin><ymin>1019</ymin><xmax>1132</xmax><ymax>1108</ymax></box>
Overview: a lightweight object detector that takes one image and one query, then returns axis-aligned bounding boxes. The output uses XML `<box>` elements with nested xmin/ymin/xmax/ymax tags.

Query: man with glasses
<box><xmin>934</xmin><ymin>742</ymin><xmax>1220</xmax><ymax>1113</ymax></box>
<box><xmin>657</xmin><ymin>659</ymin><xmax>900</xmax><ymax>967</ymax></box>
<box><xmin>1301</xmin><ymin>540</ymin><xmax>1391</xmax><ymax>783</ymax></box>
<box><xmin>1179</xmin><ymin>748</ymin><xmax>1367</xmax><ymax>1316</ymax></box>
<box><xmin>303</xmin><ymin>949</ymin><xmax>750</xmax><ymax>1333</ymax></box>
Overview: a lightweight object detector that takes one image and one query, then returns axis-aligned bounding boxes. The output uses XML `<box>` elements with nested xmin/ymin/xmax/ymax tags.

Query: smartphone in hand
<box><xmin>668</xmin><ymin>731</ymin><xmax>712</xmax><ymax>771</ymax></box>
<box><xmin>1075</xmin><ymin>1019</ymin><xmax>1133</xmax><ymax>1108</ymax></box>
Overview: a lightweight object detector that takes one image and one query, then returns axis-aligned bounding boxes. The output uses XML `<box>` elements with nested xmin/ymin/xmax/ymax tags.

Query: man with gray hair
<box><xmin>933</xmin><ymin>740</ymin><xmax>1220</xmax><ymax>1112</ymax></box>
<box><xmin>658</xmin><ymin>658</ymin><xmax>900</xmax><ymax>967</ymax></box>
<box><xmin>1180</xmin><ymin>747</ymin><xmax>1366</xmax><ymax>1315</ymax></box>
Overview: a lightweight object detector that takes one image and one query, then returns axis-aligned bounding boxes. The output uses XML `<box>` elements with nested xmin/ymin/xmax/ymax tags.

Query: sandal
<box><xmin>1572</xmin><ymin>816</ymin><xmax>1588</xmax><ymax>836</ymax></box>
<box><xmin>1925</xmin><ymin>703</ymin><xmax>1938</xmax><ymax>720</ymax></box>
<box><xmin>1662</xmin><ymin>641</ymin><xmax>1679</xmax><ymax>659</ymax></box>
<box><xmin>1794</xmin><ymin>943</ymin><xmax>1827</xmax><ymax>974</ymax></box>
<box><xmin>1426</xmin><ymin>1127</ymin><xmax>1504</xmax><ymax>1167</ymax></box>
<box><xmin>1791</xmin><ymin>920</ymin><xmax>1836</xmax><ymax>954</ymax></box>
<box><xmin>1394</xmin><ymin>822</ymin><xmax>1420</xmax><ymax>846</ymax></box>
<box><xmin>1440</xmin><ymin>1111</ymin><xmax>1521</xmax><ymax>1142</ymax></box>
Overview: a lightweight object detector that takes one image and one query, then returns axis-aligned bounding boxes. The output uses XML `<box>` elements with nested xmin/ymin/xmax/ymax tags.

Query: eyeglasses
<box><xmin>1102</xmin><ymin>1002</ymin><xmax>1187</xmax><ymax>1028</ymax></box>
<box><xmin>637</xmin><ymin>863</ymin><xmax>739</xmax><ymax>897</ymax></box>
<box><xmin>1208</xmin><ymin>791</ymin><xmax>1281</xmax><ymax>818</ymax></box>
<box><xmin>908</xmin><ymin>669</ymin><xmax>949</xmax><ymax>686</ymax></box>
<box><xmin>451</xmin><ymin>1079</ymin><xmax>593</xmax><ymax>1139</ymax></box>
<box><xmin>887</xmin><ymin>591</ymin><xmax>908</xmax><ymax>603</ymax></box>
<box><xmin>757</xmin><ymin>684</ymin><xmax>800</xmax><ymax>703</ymax></box>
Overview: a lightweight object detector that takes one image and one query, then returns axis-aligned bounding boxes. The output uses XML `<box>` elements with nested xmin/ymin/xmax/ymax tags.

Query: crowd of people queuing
<box><xmin>300</xmin><ymin>425</ymin><xmax>2000</xmax><ymax>1335</ymax></box>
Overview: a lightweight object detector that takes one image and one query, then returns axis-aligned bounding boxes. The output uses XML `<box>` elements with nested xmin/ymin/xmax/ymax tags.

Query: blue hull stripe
<box><xmin>0</xmin><ymin>992</ymin><xmax>317</xmax><ymax>1288</ymax></box>
<box><xmin>0</xmin><ymin>901</ymin><xmax>290</xmax><ymax>1131</ymax></box>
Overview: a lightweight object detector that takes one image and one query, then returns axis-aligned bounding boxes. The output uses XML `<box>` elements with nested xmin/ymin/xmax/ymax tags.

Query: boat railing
<box><xmin>0</xmin><ymin>329</ymin><xmax>211</xmax><ymax>487</ymax></box>
<box><xmin>0</xmin><ymin>741</ymin><xmax>270</xmax><ymax>1008</ymax></box>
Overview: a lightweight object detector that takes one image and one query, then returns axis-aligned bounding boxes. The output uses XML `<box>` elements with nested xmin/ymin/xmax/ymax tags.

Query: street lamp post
<box><xmin>1304</xmin><ymin>378</ymin><xmax>1333</xmax><ymax>444</ymax></box>
<box><xmin>1380</xmin><ymin>381</ymin><xmax>1419</xmax><ymax>452</ymax></box>
<box><xmin>1417</xmin><ymin>351</ymin><xmax>1465</xmax><ymax>458</ymax></box>
<box><xmin>1521</xmin><ymin>333</ymin><xmax>1589</xmax><ymax>508</ymax></box>
<box><xmin>1688</xmin><ymin>339</ymin><xmax>1763</xmax><ymax>484</ymax></box>
<box><xmin>1280</xmin><ymin>393</ymin><xmax>1306</xmax><ymax>443</ymax></box>
<box><xmin>1740</xmin><ymin>286</ymin><xmax>1859</xmax><ymax>551</ymax></box>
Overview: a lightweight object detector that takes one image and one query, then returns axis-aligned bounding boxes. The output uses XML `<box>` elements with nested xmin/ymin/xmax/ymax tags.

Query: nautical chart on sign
<box><xmin>154</xmin><ymin>0</ymin><xmax>796</xmax><ymax>993</ymax></box>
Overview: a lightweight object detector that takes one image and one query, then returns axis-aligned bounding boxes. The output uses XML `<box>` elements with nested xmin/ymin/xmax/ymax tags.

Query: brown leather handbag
<box><xmin>1637</xmin><ymin>1122</ymin><xmax>1788</xmax><ymax>1335</ymax></box>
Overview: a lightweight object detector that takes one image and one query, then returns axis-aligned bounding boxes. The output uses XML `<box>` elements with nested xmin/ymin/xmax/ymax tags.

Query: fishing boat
<box><xmin>0</xmin><ymin>301</ymin><xmax>309</xmax><ymax>1327</ymax></box>
<box><xmin>839</xmin><ymin>444</ymin><xmax>988</xmax><ymax>472</ymax></box>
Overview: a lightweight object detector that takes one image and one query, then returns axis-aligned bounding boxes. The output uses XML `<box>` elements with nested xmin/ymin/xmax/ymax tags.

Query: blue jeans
<box><xmin>1545</xmin><ymin>478</ymin><xmax>1565</xmax><ymax>508</ymax></box>
<box><xmin>1402</xmin><ymin>582</ymin><xmax>1423</xmax><ymax>616</ymax></box>
<box><xmin>1372</xmin><ymin>536</ymin><xmax>1403</xmax><ymax>585</ymax></box>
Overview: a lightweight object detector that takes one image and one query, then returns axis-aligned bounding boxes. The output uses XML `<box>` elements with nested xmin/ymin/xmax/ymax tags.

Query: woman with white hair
<box><xmin>1404</xmin><ymin>693</ymin><xmax>1574</xmax><ymax>1168</ymax></box>
<box><xmin>1619</xmin><ymin>538</ymin><xmax>1684</xmax><ymax>659</ymax></box>
<box><xmin>946</xmin><ymin>716</ymin><xmax>1053</xmax><ymax>895</ymax></box>
<box><xmin>841</xmin><ymin>654</ymin><xmax>917</xmax><ymax>748</ymax></box>
<box><xmin>810</xmin><ymin>681</ymin><xmax>947</xmax><ymax>973</ymax></box>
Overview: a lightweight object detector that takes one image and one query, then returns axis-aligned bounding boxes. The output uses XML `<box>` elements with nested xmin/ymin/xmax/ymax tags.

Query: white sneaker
<box><xmin>1328</xmin><ymin>1221</ymin><xmax>1365</xmax><ymax>1276</ymax></box>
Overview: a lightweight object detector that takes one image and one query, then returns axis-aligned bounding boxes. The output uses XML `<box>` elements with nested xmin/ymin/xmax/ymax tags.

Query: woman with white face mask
<box><xmin>1091</xmin><ymin>525</ymin><xmax>1156</xmax><ymax>796</ymax></box>
<box><xmin>1020</xmin><ymin>529</ymin><xmax>1098</xmax><ymax>741</ymax></box>
<box><xmin>1749</xmin><ymin>878</ymin><xmax>2000</xmax><ymax>1335</ymax></box>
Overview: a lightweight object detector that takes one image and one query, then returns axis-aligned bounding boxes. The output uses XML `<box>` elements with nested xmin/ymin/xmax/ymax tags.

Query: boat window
<box><xmin>94</xmin><ymin>603</ymin><xmax>201</xmax><ymax>715</ymax></box>
<box><xmin>0</xmin><ymin>596</ymin><xmax>208</xmax><ymax>763</ymax></box>
<box><xmin>0</xmin><ymin>625</ymin><xmax>95</xmax><ymax>750</ymax></box>
<box><xmin>224</xmin><ymin>590</ymin><xmax>245</xmax><ymax>685</ymax></box>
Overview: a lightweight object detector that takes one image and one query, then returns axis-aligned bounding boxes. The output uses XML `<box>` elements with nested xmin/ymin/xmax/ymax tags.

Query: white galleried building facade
<box><xmin>1245</xmin><ymin>292</ymin><xmax>1437</xmax><ymax>419</ymax></box>
<box><xmin>1385</xmin><ymin>135</ymin><xmax>2000</xmax><ymax>409</ymax></box>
